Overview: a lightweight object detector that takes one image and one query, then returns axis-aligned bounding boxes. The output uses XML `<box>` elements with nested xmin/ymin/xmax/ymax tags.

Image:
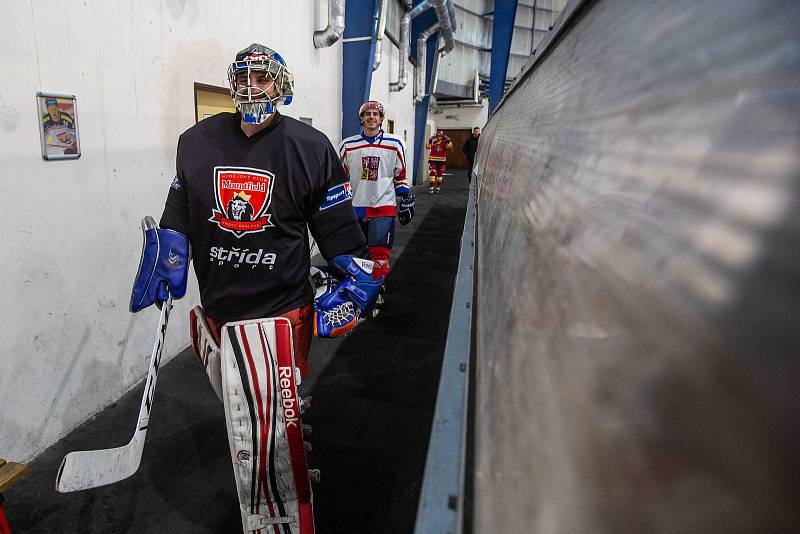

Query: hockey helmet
<box><xmin>228</xmin><ymin>43</ymin><xmax>294</xmax><ymax>124</ymax></box>
<box><xmin>358</xmin><ymin>100</ymin><xmax>385</xmax><ymax>118</ymax></box>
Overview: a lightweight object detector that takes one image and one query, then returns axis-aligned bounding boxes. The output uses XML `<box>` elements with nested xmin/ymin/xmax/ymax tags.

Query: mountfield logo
<box><xmin>209</xmin><ymin>166</ymin><xmax>276</xmax><ymax>237</ymax></box>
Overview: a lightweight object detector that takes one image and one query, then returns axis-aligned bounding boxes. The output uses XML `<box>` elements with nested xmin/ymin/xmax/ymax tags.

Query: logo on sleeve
<box><xmin>319</xmin><ymin>182</ymin><xmax>352</xmax><ymax>211</ymax></box>
<box><xmin>360</xmin><ymin>156</ymin><xmax>380</xmax><ymax>181</ymax></box>
<box><xmin>209</xmin><ymin>166</ymin><xmax>275</xmax><ymax>238</ymax></box>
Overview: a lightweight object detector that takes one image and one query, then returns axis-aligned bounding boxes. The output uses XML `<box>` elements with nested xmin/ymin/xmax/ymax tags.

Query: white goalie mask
<box><xmin>227</xmin><ymin>43</ymin><xmax>294</xmax><ymax>125</ymax></box>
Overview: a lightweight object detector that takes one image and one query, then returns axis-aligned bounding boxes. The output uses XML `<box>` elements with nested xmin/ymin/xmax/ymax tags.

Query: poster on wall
<box><xmin>37</xmin><ymin>92</ymin><xmax>81</xmax><ymax>160</ymax></box>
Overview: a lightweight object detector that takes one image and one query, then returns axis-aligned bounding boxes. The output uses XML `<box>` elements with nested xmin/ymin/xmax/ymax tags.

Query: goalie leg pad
<box><xmin>276</xmin><ymin>304</ymin><xmax>313</xmax><ymax>380</ymax></box>
<box><xmin>189</xmin><ymin>306</ymin><xmax>223</xmax><ymax>401</ymax></box>
<box><xmin>221</xmin><ymin>317</ymin><xmax>315</xmax><ymax>534</ymax></box>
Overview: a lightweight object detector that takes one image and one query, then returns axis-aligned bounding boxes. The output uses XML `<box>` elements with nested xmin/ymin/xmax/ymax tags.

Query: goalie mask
<box><xmin>228</xmin><ymin>43</ymin><xmax>294</xmax><ymax>124</ymax></box>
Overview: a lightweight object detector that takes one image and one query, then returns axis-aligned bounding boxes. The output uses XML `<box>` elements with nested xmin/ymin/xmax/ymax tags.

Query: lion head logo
<box><xmin>227</xmin><ymin>192</ymin><xmax>254</xmax><ymax>221</ymax></box>
<box><xmin>210</xmin><ymin>167</ymin><xmax>275</xmax><ymax>237</ymax></box>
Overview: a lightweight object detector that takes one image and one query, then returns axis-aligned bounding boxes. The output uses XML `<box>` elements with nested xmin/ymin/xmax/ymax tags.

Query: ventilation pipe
<box><xmin>390</xmin><ymin>1</ymin><xmax>431</xmax><ymax>92</ymax></box>
<box><xmin>415</xmin><ymin>22</ymin><xmax>440</xmax><ymax>102</ymax></box>
<box><xmin>314</xmin><ymin>0</ymin><xmax>346</xmax><ymax>48</ymax></box>
<box><xmin>413</xmin><ymin>0</ymin><xmax>457</xmax><ymax>100</ymax></box>
<box><xmin>430</xmin><ymin>0</ymin><xmax>455</xmax><ymax>54</ymax></box>
<box><xmin>372</xmin><ymin>0</ymin><xmax>388</xmax><ymax>71</ymax></box>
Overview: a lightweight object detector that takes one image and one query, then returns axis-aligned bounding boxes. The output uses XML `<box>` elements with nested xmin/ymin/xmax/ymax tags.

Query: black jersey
<box><xmin>161</xmin><ymin>112</ymin><xmax>367</xmax><ymax>323</ymax></box>
<box><xmin>42</xmin><ymin>111</ymin><xmax>75</xmax><ymax>131</ymax></box>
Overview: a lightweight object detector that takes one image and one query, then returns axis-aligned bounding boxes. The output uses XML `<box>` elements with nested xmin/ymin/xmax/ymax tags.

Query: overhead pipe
<box><xmin>314</xmin><ymin>0</ymin><xmax>346</xmax><ymax>48</ymax></box>
<box><xmin>415</xmin><ymin>21</ymin><xmax>440</xmax><ymax>102</ymax></box>
<box><xmin>390</xmin><ymin>1</ymin><xmax>431</xmax><ymax>92</ymax></box>
<box><xmin>372</xmin><ymin>0</ymin><xmax>388</xmax><ymax>71</ymax></box>
<box><xmin>430</xmin><ymin>0</ymin><xmax>455</xmax><ymax>54</ymax></box>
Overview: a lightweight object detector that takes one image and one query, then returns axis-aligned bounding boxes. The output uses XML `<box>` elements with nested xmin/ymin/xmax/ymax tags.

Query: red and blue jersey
<box><xmin>426</xmin><ymin>134</ymin><xmax>453</xmax><ymax>162</ymax></box>
<box><xmin>338</xmin><ymin>129</ymin><xmax>409</xmax><ymax>218</ymax></box>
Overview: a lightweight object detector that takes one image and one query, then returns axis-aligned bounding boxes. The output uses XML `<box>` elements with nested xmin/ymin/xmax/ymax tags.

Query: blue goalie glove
<box><xmin>398</xmin><ymin>193</ymin><xmax>415</xmax><ymax>226</ymax></box>
<box><xmin>130</xmin><ymin>216</ymin><xmax>190</xmax><ymax>312</ymax></box>
<box><xmin>314</xmin><ymin>255</ymin><xmax>384</xmax><ymax>337</ymax></box>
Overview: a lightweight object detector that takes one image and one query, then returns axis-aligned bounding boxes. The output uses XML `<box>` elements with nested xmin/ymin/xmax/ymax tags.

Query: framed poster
<box><xmin>37</xmin><ymin>92</ymin><xmax>81</xmax><ymax>160</ymax></box>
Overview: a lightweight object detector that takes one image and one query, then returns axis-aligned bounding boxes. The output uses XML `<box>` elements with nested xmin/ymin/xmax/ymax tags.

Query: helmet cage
<box><xmin>227</xmin><ymin>53</ymin><xmax>294</xmax><ymax>124</ymax></box>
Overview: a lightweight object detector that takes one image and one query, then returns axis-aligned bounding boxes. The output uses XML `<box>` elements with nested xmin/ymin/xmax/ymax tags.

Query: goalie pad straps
<box><xmin>189</xmin><ymin>306</ymin><xmax>223</xmax><ymax>401</ymax></box>
<box><xmin>221</xmin><ymin>318</ymin><xmax>314</xmax><ymax>534</ymax></box>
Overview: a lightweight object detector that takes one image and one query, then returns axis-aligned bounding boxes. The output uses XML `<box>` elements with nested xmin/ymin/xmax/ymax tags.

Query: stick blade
<box><xmin>55</xmin><ymin>438</ymin><xmax>144</xmax><ymax>492</ymax></box>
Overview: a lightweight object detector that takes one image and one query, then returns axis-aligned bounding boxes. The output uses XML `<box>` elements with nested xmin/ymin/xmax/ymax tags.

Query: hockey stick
<box><xmin>55</xmin><ymin>294</ymin><xmax>173</xmax><ymax>492</ymax></box>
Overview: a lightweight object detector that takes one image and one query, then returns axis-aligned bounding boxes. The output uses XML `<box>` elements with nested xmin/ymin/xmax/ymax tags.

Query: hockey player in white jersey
<box><xmin>338</xmin><ymin>100</ymin><xmax>415</xmax><ymax>282</ymax></box>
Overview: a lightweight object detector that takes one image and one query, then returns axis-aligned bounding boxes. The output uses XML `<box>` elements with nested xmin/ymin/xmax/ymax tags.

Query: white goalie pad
<box><xmin>221</xmin><ymin>317</ymin><xmax>315</xmax><ymax>534</ymax></box>
<box><xmin>190</xmin><ymin>306</ymin><xmax>223</xmax><ymax>401</ymax></box>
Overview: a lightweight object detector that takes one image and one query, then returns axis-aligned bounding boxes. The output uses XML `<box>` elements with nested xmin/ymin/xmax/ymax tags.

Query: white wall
<box><xmin>432</xmin><ymin>100</ymin><xmax>489</xmax><ymax>129</ymax></box>
<box><xmin>0</xmin><ymin>1</ymin><xmax>353</xmax><ymax>462</ymax></box>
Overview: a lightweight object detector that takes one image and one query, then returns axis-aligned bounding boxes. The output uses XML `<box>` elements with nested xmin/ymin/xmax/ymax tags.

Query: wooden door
<box><xmin>194</xmin><ymin>83</ymin><xmax>236</xmax><ymax>123</ymax></box>
<box><xmin>443</xmin><ymin>129</ymin><xmax>472</xmax><ymax>169</ymax></box>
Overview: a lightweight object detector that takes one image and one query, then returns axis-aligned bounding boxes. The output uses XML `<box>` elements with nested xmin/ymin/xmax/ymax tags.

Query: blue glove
<box><xmin>314</xmin><ymin>255</ymin><xmax>384</xmax><ymax>337</ymax></box>
<box><xmin>398</xmin><ymin>193</ymin><xmax>415</xmax><ymax>226</ymax></box>
<box><xmin>130</xmin><ymin>216</ymin><xmax>190</xmax><ymax>312</ymax></box>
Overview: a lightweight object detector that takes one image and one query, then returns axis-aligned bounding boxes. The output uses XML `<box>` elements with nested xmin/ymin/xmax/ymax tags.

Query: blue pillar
<box><xmin>412</xmin><ymin>31</ymin><xmax>438</xmax><ymax>185</ymax></box>
<box><xmin>342</xmin><ymin>0</ymin><xmax>380</xmax><ymax>139</ymax></box>
<box><xmin>488</xmin><ymin>0</ymin><xmax>518</xmax><ymax>115</ymax></box>
<box><xmin>410</xmin><ymin>3</ymin><xmax>439</xmax><ymax>185</ymax></box>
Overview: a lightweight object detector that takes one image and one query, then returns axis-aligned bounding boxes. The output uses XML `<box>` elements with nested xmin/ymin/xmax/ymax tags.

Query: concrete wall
<box><xmin>0</xmin><ymin>0</ymin><xmax>417</xmax><ymax>462</ymax></box>
<box><xmin>473</xmin><ymin>0</ymin><xmax>800</xmax><ymax>531</ymax></box>
<box><xmin>431</xmin><ymin>101</ymin><xmax>488</xmax><ymax>130</ymax></box>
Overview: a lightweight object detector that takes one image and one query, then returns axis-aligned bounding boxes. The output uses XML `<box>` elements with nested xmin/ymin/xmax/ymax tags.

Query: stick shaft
<box><xmin>55</xmin><ymin>296</ymin><xmax>173</xmax><ymax>492</ymax></box>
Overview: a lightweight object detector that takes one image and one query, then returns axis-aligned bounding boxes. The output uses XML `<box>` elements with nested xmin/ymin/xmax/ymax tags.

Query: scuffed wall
<box><xmin>472</xmin><ymin>0</ymin><xmax>800</xmax><ymax>532</ymax></box>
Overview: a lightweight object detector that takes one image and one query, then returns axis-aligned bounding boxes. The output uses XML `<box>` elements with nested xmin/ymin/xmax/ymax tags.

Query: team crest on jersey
<box><xmin>360</xmin><ymin>156</ymin><xmax>380</xmax><ymax>181</ymax></box>
<box><xmin>209</xmin><ymin>166</ymin><xmax>275</xmax><ymax>238</ymax></box>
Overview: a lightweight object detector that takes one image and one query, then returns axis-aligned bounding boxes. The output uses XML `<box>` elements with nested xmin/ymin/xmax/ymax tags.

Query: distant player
<box><xmin>426</xmin><ymin>130</ymin><xmax>453</xmax><ymax>194</ymax></box>
<box><xmin>130</xmin><ymin>43</ymin><xmax>382</xmax><ymax>534</ymax></box>
<box><xmin>338</xmin><ymin>100</ymin><xmax>415</xmax><ymax>282</ymax></box>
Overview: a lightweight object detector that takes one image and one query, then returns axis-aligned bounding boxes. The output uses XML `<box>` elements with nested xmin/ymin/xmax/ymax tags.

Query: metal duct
<box><xmin>390</xmin><ymin>1</ymin><xmax>430</xmax><ymax>92</ymax></box>
<box><xmin>372</xmin><ymin>0</ymin><xmax>388</xmax><ymax>71</ymax></box>
<box><xmin>415</xmin><ymin>21</ymin><xmax>440</xmax><ymax>102</ymax></box>
<box><xmin>448</xmin><ymin>0</ymin><xmax>457</xmax><ymax>38</ymax></box>
<box><xmin>313</xmin><ymin>0</ymin><xmax>346</xmax><ymax>49</ymax></box>
<box><xmin>430</xmin><ymin>0</ymin><xmax>455</xmax><ymax>54</ymax></box>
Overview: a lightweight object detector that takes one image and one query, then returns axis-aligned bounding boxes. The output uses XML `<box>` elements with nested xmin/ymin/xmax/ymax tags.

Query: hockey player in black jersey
<box><xmin>131</xmin><ymin>43</ymin><xmax>382</xmax><ymax>534</ymax></box>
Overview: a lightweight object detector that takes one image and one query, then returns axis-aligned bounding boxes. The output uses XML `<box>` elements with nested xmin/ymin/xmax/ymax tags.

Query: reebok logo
<box><xmin>278</xmin><ymin>366</ymin><xmax>299</xmax><ymax>429</ymax></box>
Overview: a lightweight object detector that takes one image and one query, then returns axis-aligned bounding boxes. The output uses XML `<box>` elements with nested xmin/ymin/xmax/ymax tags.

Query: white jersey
<box><xmin>338</xmin><ymin>129</ymin><xmax>409</xmax><ymax>218</ymax></box>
